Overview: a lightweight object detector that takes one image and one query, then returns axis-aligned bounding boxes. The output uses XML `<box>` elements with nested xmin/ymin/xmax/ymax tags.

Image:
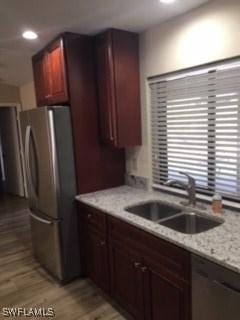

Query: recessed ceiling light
<box><xmin>22</xmin><ymin>30</ymin><xmax>38</xmax><ymax>40</ymax></box>
<box><xmin>159</xmin><ymin>0</ymin><xmax>176</xmax><ymax>4</ymax></box>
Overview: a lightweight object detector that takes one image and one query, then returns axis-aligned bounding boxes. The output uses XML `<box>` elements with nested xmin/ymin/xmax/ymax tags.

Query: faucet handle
<box><xmin>179</xmin><ymin>172</ymin><xmax>196</xmax><ymax>186</ymax></box>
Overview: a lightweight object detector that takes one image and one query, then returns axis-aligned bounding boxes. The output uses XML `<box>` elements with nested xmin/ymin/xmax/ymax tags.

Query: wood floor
<box><xmin>0</xmin><ymin>194</ymin><xmax>125</xmax><ymax>320</ymax></box>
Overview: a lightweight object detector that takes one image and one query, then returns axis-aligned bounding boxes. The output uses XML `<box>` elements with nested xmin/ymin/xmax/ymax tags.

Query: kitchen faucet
<box><xmin>164</xmin><ymin>172</ymin><xmax>196</xmax><ymax>207</ymax></box>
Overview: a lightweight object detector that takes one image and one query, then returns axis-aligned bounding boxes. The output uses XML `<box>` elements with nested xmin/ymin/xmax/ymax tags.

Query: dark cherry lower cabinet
<box><xmin>79</xmin><ymin>204</ymin><xmax>191</xmax><ymax>320</ymax></box>
<box><xmin>109</xmin><ymin>241</ymin><xmax>144</xmax><ymax>320</ymax></box>
<box><xmin>84</xmin><ymin>229</ymin><xmax>109</xmax><ymax>293</ymax></box>
<box><xmin>79</xmin><ymin>204</ymin><xmax>110</xmax><ymax>293</ymax></box>
<box><xmin>143</xmin><ymin>257</ymin><xmax>190</xmax><ymax>320</ymax></box>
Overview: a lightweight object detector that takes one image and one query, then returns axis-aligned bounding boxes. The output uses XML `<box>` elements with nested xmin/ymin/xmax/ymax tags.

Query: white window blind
<box><xmin>150</xmin><ymin>60</ymin><xmax>240</xmax><ymax>201</ymax></box>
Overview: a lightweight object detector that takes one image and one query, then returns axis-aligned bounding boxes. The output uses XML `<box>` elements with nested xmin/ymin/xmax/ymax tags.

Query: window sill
<box><xmin>152</xmin><ymin>184</ymin><xmax>240</xmax><ymax>212</ymax></box>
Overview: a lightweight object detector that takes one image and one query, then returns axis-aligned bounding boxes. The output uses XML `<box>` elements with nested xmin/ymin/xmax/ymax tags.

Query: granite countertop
<box><xmin>76</xmin><ymin>186</ymin><xmax>240</xmax><ymax>274</ymax></box>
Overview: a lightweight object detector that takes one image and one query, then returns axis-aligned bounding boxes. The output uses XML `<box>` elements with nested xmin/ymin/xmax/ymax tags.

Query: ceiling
<box><xmin>0</xmin><ymin>0</ymin><xmax>211</xmax><ymax>86</ymax></box>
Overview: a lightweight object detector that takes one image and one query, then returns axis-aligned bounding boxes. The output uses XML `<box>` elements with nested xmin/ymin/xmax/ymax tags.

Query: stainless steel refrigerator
<box><xmin>20</xmin><ymin>106</ymin><xmax>81</xmax><ymax>282</ymax></box>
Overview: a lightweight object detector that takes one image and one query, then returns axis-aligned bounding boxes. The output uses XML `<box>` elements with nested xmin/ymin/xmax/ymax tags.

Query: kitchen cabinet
<box><xmin>32</xmin><ymin>52</ymin><xmax>50</xmax><ymax>106</ymax></box>
<box><xmin>109</xmin><ymin>241</ymin><xmax>144</xmax><ymax>319</ymax></box>
<box><xmin>109</xmin><ymin>216</ymin><xmax>191</xmax><ymax>320</ymax></box>
<box><xmin>32</xmin><ymin>39</ymin><xmax>68</xmax><ymax>106</ymax></box>
<box><xmin>84</xmin><ymin>229</ymin><xmax>109</xmax><ymax>293</ymax></box>
<box><xmin>47</xmin><ymin>39</ymin><xmax>68</xmax><ymax>104</ymax></box>
<box><xmin>79</xmin><ymin>204</ymin><xmax>110</xmax><ymax>293</ymax></box>
<box><xmin>79</xmin><ymin>205</ymin><xmax>191</xmax><ymax>320</ymax></box>
<box><xmin>143</xmin><ymin>257</ymin><xmax>190</xmax><ymax>320</ymax></box>
<box><xmin>32</xmin><ymin>33</ymin><xmax>125</xmax><ymax>194</ymax></box>
<box><xmin>95</xmin><ymin>29</ymin><xmax>141</xmax><ymax>148</ymax></box>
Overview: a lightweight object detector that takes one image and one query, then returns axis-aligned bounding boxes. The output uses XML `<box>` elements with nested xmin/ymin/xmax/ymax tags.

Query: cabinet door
<box><xmin>95</xmin><ymin>33</ymin><xmax>117</xmax><ymax>146</ymax></box>
<box><xmin>83</xmin><ymin>228</ymin><xmax>109</xmax><ymax>293</ymax></box>
<box><xmin>109</xmin><ymin>241</ymin><xmax>144</xmax><ymax>320</ymax></box>
<box><xmin>95</xmin><ymin>29</ymin><xmax>141</xmax><ymax>148</ymax></box>
<box><xmin>144</xmin><ymin>258</ymin><xmax>191</xmax><ymax>320</ymax></box>
<box><xmin>48</xmin><ymin>39</ymin><xmax>68</xmax><ymax>104</ymax></box>
<box><xmin>32</xmin><ymin>52</ymin><xmax>50</xmax><ymax>106</ymax></box>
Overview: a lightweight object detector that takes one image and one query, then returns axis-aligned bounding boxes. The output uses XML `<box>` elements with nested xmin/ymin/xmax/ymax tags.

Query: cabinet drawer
<box><xmin>78</xmin><ymin>204</ymin><xmax>107</xmax><ymax>234</ymax></box>
<box><xmin>108</xmin><ymin>216</ymin><xmax>143</xmax><ymax>250</ymax></box>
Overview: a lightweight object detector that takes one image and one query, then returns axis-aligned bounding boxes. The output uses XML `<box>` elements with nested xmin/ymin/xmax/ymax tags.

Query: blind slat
<box><xmin>150</xmin><ymin>59</ymin><xmax>240</xmax><ymax>200</ymax></box>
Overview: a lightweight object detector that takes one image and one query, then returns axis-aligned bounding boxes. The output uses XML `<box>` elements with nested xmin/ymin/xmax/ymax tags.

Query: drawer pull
<box><xmin>141</xmin><ymin>266</ymin><xmax>147</xmax><ymax>272</ymax></box>
<box><xmin>134</xmin><ymin>262</ymin><xmax>141</xmax><ymax>268</ymax></box>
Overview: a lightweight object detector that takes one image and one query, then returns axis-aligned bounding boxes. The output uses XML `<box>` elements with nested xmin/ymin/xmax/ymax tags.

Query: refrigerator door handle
<box><xmin>48</xmin><ymin>110</ymin><xmax>60</xmax><ymax>201</ymax></box>
<box><xmin>30</xmin><ymin>212</ymin><xmax>53</xmax><ymax>225</ymax></box>
<box><xmin>25</xmin><ymin>125</ymin><xmax>37</xmax><ymax>200</ymax></box>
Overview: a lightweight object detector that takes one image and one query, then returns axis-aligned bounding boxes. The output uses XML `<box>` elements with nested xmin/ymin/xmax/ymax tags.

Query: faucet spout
<box><xmin>164</xmin><ymin>179</ymin><xmax>188</xmax><ymax>189</ymax></box>
<box><xmin>164</xmin><ymin>172</ymin><xmax>197</xmax><ymax>207</ymax></box>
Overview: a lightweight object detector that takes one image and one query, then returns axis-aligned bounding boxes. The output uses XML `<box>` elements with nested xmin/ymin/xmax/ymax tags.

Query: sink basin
<box><xmin>159</xmin><ymin>212</ymin><xmax>223</xmax><ymax>234</ymax></box>
<box><xmin>125</xmin><ymin>201</ymin><xmax>182</xmax><ymax>222</ymax></box>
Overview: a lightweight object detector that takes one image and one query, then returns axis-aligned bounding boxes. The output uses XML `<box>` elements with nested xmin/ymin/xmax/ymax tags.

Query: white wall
<box><xmin>126</xmin><ymin>0</ymin><xmax>240</xmax><ymax>183</ymax></box>
<box><xmin>19</xmin><ymin>81</ymin><xmax>37</xmax><ymax>111</ymax></box>
<box><xmin>0</xmin><ymin>83</ymin><xmax>20</xmax><ymax>103</ymax></box>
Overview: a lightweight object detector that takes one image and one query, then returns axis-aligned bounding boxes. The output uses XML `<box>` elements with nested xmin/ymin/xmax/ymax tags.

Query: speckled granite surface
<box><xmin>76</xmin><ymin>186</ymin><xmax>240</xmax><ymax>274</ymax></box>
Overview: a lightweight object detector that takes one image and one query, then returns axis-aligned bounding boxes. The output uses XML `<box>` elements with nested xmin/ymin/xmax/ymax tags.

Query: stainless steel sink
<box><xmin>125</xmin><ymin>201</ymin><xmax>182</xmax><ymax>222</ymax></box>
<box><xmin>125</xmin><ymin>201</ymin><xmax>223</xmax><ymax>235</ymax></box>
<box><xmin>159</xmin><ymin>212</ymin><xmax>223</xmax><ymax>234</ymax></box>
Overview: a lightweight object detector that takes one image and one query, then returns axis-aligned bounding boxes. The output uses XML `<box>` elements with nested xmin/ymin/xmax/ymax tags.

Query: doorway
<box><xmin>0</xmin><ymin>106</ymin><xmax>25</xmax><ymax>197</ymax></box>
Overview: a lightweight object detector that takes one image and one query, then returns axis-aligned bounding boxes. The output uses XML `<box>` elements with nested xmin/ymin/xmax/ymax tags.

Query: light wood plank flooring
<box><xmin>0</xmin><ymin>194</ymin><xmax>125</xmax><ymax>319</ymax></box>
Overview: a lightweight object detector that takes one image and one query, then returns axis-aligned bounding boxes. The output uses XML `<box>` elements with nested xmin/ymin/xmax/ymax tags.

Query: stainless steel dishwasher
<box><xmin>192</xmin><ymin>255</ymin><xmax>240</xmax><ymax>320</ymax></box>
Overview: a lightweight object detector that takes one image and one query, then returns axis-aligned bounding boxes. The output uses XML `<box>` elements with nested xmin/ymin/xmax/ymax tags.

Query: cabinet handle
<box><xmin>107</xmin><ymin>46</ymin><xmax>115</xmax><ymax>143</ymax></box>
<box><xmin>141</xmin><ymin>266</ymin><xmax>147</xmax><ymax>272</ymax></box>
<box><xmin>134</xmin><ymin>262</ymin><xmax>141</xmax><ymax>268</ymax></box>
<box><xmin>108</xmin><ymin>95</ymin><xmax>114</xmax><ymax>142</ymax></box>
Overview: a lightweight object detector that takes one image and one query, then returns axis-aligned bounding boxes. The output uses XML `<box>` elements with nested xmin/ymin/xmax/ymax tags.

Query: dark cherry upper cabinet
<box><xmin>47</xmin><ymin>39</ymin><xmax>68</xmax><ymax>104</ymax></box>
<box><xmin>32</xmin><ymin>52</ymin><xmax>50</xmax><ymax>106</ymax></box>
<box><xmin>33</xmin><ymin>38</ymin><xmax>68</xmax><ymax>106</ymax></box>
<box><xmin>95</xmin><ymin>29</ymin><xmax>141</xmax><ymax>148</ymax></box>
<box><xmin>32</xmin><ymin>33</ymin><xmax>125</xmax><ymax>194</ymax></box>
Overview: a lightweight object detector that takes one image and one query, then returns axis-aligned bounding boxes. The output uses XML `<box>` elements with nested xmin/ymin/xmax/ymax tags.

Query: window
<box><xmin>150</xmin><ymin>59</ymin><xmax>240</xmax><ymax>201</ymax></box>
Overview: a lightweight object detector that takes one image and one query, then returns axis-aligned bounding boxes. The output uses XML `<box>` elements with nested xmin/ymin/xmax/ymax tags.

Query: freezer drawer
<box><xmin>30</xmin><ymin>211</ymin><xmax>63</xmax><ymax>280</ymax></box>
